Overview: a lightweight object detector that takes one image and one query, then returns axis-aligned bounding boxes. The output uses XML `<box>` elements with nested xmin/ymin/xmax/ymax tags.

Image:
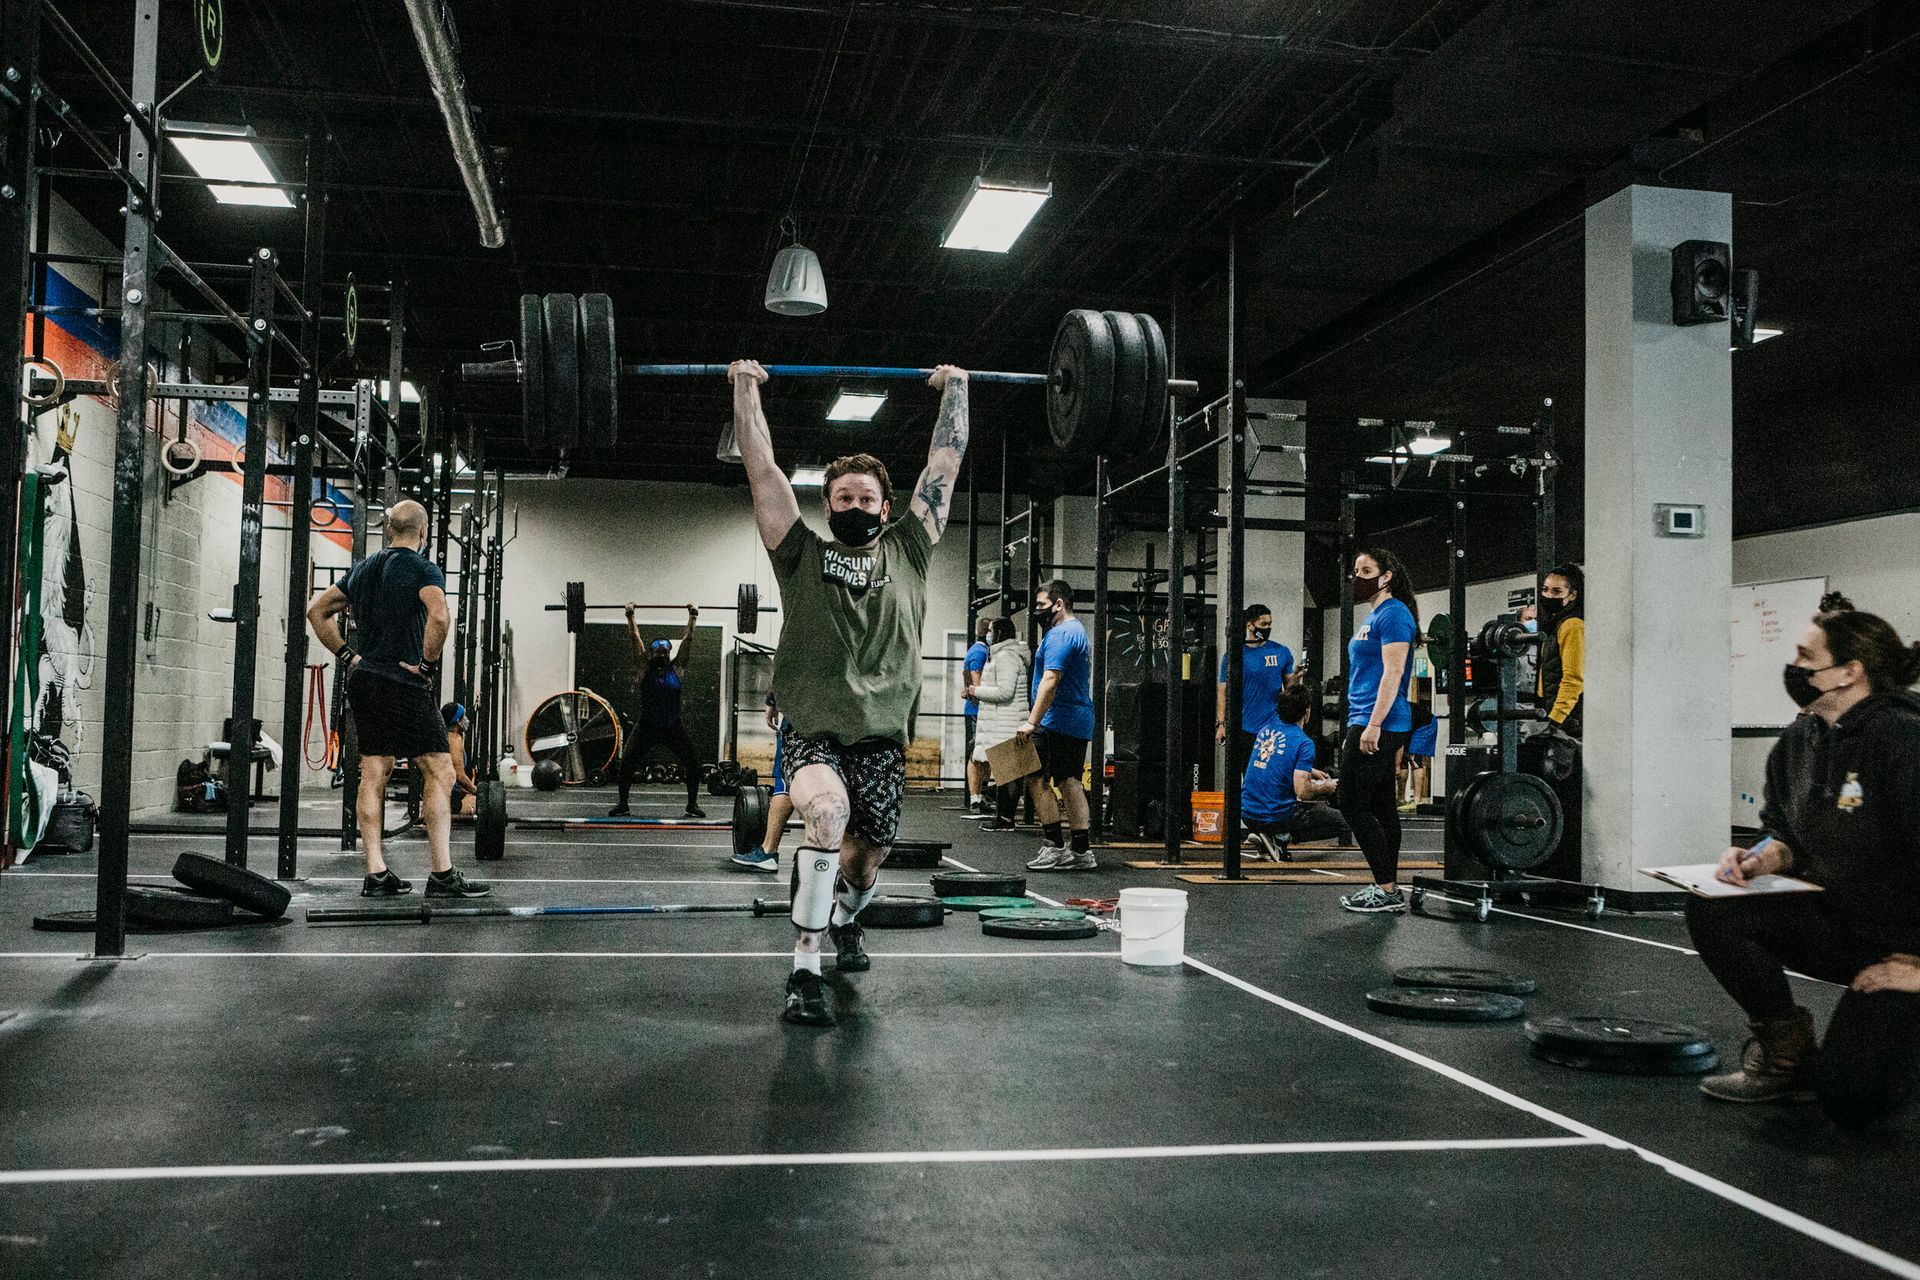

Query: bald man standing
<box><xmin>308</xmin><ymin>499</ymin><xmax>488</xmax><ymax>899</ymax></box>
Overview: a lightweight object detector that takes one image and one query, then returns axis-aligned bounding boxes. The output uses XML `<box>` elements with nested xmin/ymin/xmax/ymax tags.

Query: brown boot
<box><xmin>1699</xmin><ymin>1007</ymin><xmax>1819</xmax><ymax>1103</ymax></box>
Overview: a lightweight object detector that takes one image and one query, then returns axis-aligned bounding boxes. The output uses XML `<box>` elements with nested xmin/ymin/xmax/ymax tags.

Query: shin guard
<box><xmin>791</xmin><ymin>846</ymin><xmax>838</xmax><ymax>933</ymax></box>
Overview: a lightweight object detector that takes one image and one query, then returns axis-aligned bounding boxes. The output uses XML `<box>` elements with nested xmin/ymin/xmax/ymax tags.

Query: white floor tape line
<box><xmin>1184</xmin><ymin>955</ymin><xmax>1920</xmax><ymax>1280</ymax></box>
<box><xmin>0</xmin><ymin>1135</ymin><xmax>1603</xmax><ymax>1186</ymax></box>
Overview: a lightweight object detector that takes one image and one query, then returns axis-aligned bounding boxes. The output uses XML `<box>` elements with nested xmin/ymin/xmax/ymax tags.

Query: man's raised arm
<box><xmin>731</xmin><ymin>360</ymin><xmax>802</xmax><ymax>550</ymax></box>
<box><xmin>909</xmin><ymin>366</ymin><xmax>969</xmax><ymax>545</ymax></box>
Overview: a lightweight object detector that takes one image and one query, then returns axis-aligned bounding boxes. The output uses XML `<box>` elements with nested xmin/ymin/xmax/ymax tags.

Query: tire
<box><xmin>930</xmin><ymin>871</ymin><xmax>1026</xmax><ymax>898</ymax></box>
<box><xmin>859</xmin><ymin>895</ymin><xmax>946</xmax><ymax>929</ymax></box>
<box><xmin>126</xmin><ymin>885</ymin><xmax>235</xmax><ymax>928</ymax></box>
<box><xmin>172</xmin><ymin>852</ymin><xmax>292</xmax><ymax>919</ymax></box>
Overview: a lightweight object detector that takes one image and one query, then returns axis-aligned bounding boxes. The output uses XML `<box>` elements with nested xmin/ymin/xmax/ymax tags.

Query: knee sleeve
<box><xmin>791</xmin><ymin>846</ymin><xmax>838</xmax><ymax>933</ymax></box>
<box><xmin>833</xmin><ymin>873</ymin><xmax>878</xmax><ymax>926</ymax></box>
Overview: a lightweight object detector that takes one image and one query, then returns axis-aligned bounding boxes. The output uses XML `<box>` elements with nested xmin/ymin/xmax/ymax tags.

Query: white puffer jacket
<box><xmin>971</xmin><ymin>638</ymin><xmax>1033</xmax><ymax>755</ymax></box>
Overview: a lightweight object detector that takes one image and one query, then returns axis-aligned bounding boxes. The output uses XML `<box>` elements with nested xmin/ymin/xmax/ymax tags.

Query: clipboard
<box><xmin>1637</xmin><ymin>864</ymin><xmax>1822</xmax><ymax>899</ymax></box>
<box><xmin>985</xmin><ymin>734</ymin><xmax>1043</xmax><ymax>783</ymax></box>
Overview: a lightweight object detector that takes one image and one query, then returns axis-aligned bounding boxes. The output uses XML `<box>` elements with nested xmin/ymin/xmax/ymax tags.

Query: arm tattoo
<box><xmin>916</xmin><ymin>474</ymin><xmax>948</xmax><ymax>536</ymax></box>
<box><xmin>931</xmin><ymin>382</ymin><xmax>969</xmax><ymax>455</ymax></box>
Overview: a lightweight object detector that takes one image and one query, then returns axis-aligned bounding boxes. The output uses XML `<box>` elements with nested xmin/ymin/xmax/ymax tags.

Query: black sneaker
<box><xmin>607</xmin><ymin>805</ymin><xmax>631</xmax><ymax>818</ymax></box>
<box><xmin>684</xmin><ymin>805</ymin><xmax>707</xmax><ymax>820</ymax></box>
<box><xmin>781</xmin><ymin>970</ymin><xmax>834</xmax><ymax>1026</ymax></box>
<box><xmin>361</xmin><ymin>869</ymin><xmax>413</xmax><ymax>898</ymax></box>
<box><xmin>829</xmin><ymin>919</ymin><xmax>870</xmax><ymax>972</ymax></box>
<box><xmin>425</xmin><ymin>869</ymin><xmax>492</xmax><ymax>898</ymax></box>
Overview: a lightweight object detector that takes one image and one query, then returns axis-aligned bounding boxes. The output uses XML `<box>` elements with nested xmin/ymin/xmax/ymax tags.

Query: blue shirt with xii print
<box><xmin>1220</xmin><ymin>640</ymin><xmax>1295</xmax><ymax>732</ymax></box>
<box><xmin>1347</xmin><ymin>596</ymin><xmax>1417</xmax><ymax>731</ymax></box>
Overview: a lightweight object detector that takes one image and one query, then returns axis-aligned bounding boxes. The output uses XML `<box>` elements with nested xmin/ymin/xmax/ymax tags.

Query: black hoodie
<box><xmin>1758</xmin><ymin>689</ymin><xmax>1920</xmax><ymax>947</ymax></box>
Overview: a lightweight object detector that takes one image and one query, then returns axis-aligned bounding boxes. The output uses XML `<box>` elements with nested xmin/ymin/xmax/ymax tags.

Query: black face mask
<box><xmin>1248</xmin><ymin>627</ymin><xmax>1271</xmax><ymax>644</ymax></box>
<box><xmin>828</xmin><ymin>507</ymin><xmax>884</xmax><ymax>546</ymax></box>
<box><xmin>1351</xmin><ymin>574</ymin><xmax>1381</xmax><ymax>603</ymax></box>
<box><xmin>1782</xmin><ymin>662</ymin><xmax>1837</xmax><ymax>709</ymax></box>
<box><xmin>1539</xmin><ymin>596</ymin><xmax>1569</xmax><ymax>623</ymax></box>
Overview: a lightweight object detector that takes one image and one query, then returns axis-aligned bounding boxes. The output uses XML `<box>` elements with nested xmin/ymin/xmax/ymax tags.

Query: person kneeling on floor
<box><xmin>1242</xmin><ymin>686</ymin><xmax>1348</xmax><ymax>861</ymax></box>
<box><xmin>1688</xmin><ymin>597</ymin><xmax>1920</xmax><ymax>1127</ymax></box>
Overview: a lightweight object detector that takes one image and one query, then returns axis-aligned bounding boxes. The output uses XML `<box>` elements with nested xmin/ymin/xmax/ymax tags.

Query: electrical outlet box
<box><xmin>1656</xmin><ymin>503</ymin><xmax>1705</xmax><ymax>538</ymax></box>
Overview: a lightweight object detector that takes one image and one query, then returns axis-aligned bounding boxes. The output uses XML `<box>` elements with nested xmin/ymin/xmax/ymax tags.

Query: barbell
<box><xmin>549</xmin><ymin>580</ymin><xmax>770</xmax><ymax>635</ymax></box>
<box><xmin>463</xmin><ymin>296</ymin><xmax>1198</xmax><ymax>459</ymax></box>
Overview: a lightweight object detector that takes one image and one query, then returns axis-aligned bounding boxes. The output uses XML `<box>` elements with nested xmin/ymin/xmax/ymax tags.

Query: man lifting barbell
<box><xmin>731</xmin><ymin>357</ymin><xmax>967</xmax><ymax>1027</ymax></box>
<box><xmin>609</xmin><ymin>602</ymin><xmax>706</xmax><ymax>819</ymax></box>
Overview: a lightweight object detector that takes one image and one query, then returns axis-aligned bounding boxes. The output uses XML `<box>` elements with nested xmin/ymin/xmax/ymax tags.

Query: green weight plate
<box><xmin>577</xmin><ymin>293</ymin><xmax>618</xmax><ymax>449</ymax></box>
<box><xmin>1364</xmin><ymin>986</ymin><xmax>1525</xmax><ymax>1022</ymax></box>
<box><xmin>520</xmin><ymin>295</ymin><xmax>547</xmax><ymax>449</ymax></box>
<box><xmin>542</xmin><ymin>293</ymin><xmax>581</xmax><ymax>451</ymax></box>
<box><xmin>1046</xmin><ymin>309</ymin><xmax>1115</xmax><ymax>453</ymax></box>
<box><xmin>936</xmin><ymin>895</ymin><xmax>1035</xmax><ymax>913</ymax></box>
<box><xmin>978</xmin><ymin>907</ymin><xmax>1090</xmax><ymax>924</ymax></box>
<box><xmin>1393</xmin><ymin>966</ymin><xmax>1537</xmax><ymax>997</ymax></box>
<box><xmin>981</xmin><ymin>916</ymin><xmax>1100</xmax><ymax>941</ymax></box>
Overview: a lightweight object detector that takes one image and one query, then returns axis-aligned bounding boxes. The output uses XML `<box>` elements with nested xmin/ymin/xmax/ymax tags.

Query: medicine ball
<box><xmin>531</xmin><ymin>759</ymin><xmax>564</xmax><ymax>791</ymax></box>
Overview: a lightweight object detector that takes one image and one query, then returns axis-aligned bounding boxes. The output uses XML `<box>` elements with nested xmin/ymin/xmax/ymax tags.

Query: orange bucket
<box><xmin>1190</xmin><ymin>791</ymin><xmax>1226</xmax><ymax>844</ymax></box>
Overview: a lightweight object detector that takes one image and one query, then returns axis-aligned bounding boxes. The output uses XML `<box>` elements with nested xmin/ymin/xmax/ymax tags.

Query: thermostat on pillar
<box><xmin>1656</xmin><ymin>503</ymin><xmax>1705</xmax><ymax>538</ymax></box>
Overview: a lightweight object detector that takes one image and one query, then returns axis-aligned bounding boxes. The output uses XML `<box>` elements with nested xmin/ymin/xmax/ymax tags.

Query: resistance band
<box><xmin>303</xmin><ymin>663</ymin><xmax>331</xmax><ymax>769</ymax></box>
<box><xmin>9</xmin><ymin>471</ymin><xmax>47</xmax><ymax>853</ymax></box>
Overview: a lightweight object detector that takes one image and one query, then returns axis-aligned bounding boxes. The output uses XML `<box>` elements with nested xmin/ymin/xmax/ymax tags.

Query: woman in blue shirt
<box><xmin>1338</xmin><ymin>548</ymin><xmax>1420</xmax><ymax>914</ymax></box>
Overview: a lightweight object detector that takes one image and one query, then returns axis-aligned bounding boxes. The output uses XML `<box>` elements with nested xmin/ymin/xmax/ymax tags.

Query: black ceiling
<box><xmin>34</xmin><ymin>0</ymin><xmax>1920</xmax><ymax>572</ymax></box>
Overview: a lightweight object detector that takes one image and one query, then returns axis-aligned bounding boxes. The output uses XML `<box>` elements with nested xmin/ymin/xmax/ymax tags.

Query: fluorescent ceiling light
<box><xmin>169</xmin><ymin>125</ymin><xmax>293</xmax><ymax>207</ymax></box>
<box><xmin>379</xmin><ymin>380</ymin><xmax>422</xmax><ymax>404</ymax></box>
<box><xmin>1406</xmin><ymin>433</ymin><xmax>1451</xmax><ymax>456</ymax></box>
<box><xmin>826</xmin><ymin>390</ymin><xmax>887</xmax><ymax>422</ymax></box>
<box><xmin>941</xmin><ymin>177</ymin><xmax>1051</xmax><ymax>252</ymax></box>
<box><xmin>790</xmin><ymin>465</ymin><xmax>828</xmax><ymax>488</ymax></box>
<box><xmin>1363</xmin><ymin>453</ymin><xmax>1407</xmax><ymax>466</ymax></box>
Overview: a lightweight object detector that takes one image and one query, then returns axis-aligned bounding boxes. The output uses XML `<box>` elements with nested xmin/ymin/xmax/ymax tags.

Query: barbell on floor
<box><xmin>548</xmin><ymin>580</ymin><xmax>770</xmax><ymax>635</ymax></box>
<box><xmin>462</xmin><ymin>296</ymin><xmax>1198</xmax><ymax>458</ymax></box>
<box><xmin>307</xmin><ymin>899</ymin><xmax>792</xmax><ymax>926</ymax></box>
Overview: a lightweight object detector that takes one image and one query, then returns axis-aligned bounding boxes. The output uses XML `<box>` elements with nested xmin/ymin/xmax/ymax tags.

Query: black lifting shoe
<box><xmin>684</xmin><ymin>804</ymin><xmax>707</xmax><ymax>820</ymax></box>
<box><xmin>425</xmin><ymin>868</ymin><xmax>491</xmax><ymax>898</ymax></box>
<box><xmin>361</xmin><ymin>869</ymin><xmax>413</xmax><ymax>898</ymax></box>
<box><xmin>829</xmin><ymin>919</ymin><xmax>871</xmax><ymax>973</ymax></box>
<box><xmin>782</xmin><ymin>970</ymin><xmax>835</xmax><ymax>1026</ymax></box>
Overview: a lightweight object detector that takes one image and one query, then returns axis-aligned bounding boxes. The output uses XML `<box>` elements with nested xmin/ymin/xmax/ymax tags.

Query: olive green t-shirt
<box><xmin>768</xmin><ymin>515</ymin><xmax>932</xmax><ymax>745</ymax></box>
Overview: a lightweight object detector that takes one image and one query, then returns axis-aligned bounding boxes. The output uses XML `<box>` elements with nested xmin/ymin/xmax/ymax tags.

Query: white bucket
<box><xmin>505</xmin><ymin>755</ymin><xmax>531</xmax><ymax>788</ymax></box>
<box><xmin>1118</xmin><ymin>888</ymin><xmax>1188</xmax><ymax>967</ymax></box>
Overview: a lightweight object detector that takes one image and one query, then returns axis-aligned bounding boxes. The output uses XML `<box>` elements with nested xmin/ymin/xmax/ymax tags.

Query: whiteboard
<box><xmin>1731</xmin><ymin>576</ymin><xmax>1827</xmax><ymax>728</ymax></box>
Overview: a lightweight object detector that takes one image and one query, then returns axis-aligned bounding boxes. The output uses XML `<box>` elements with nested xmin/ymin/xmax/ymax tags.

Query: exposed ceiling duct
<box><xmin>401</xmin><ymin>0</ymin><xmax>507</xmax><ymax>249</ymax></box>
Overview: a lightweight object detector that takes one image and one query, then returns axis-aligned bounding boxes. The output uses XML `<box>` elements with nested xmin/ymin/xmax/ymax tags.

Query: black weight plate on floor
<box><xmin>542</xmin><ymin>293</ymin><xmax>581</xmax><ymax>451</ymax></box>
<box><xmin>1525</xmin><ymin>1015</ymin><xmax>1716</xmax><ymax>1060</ymax></box>
<box><xmin>1102</xmin><ymin>310</ymin><xmax>1149</xmax><ymax>458</ymax></box>
<box><xmin>1133</xmin><ymin>312</ymin><xmax>1169</xmax><ymax>454</ymax></box>
<box><xmin>32</xmin><ymin>910</ymin><xmax>102</xmax><ymax>933</ymax></box>
<box><xmin>1365</xmin><ymin>986</ymin><xmax>1525</xmax><ymax>1022</ymax></box>
<box><xmin>474</xmin><ymin>780</ymin><xmax>508</xmax><ymax>862</ymax></box>
<box><xmin>172</xmin><ymin>851</ymin><xmax>291</xmax><ymax>919</ymax></box>
<box><xmin>1046</xmin><ymin>309</ymin><xmax>1115</xmax><ymax>453</ymax></box>
<box><xmin>930</xmin><ymin>871</ymin><xmax>1026</xmax><ymax>898</ymax></box>
<box><xmin>125</xmin><ymin>885</ymin><xmax>234</xmax><ymax>928</ymax></box>
<box><xmin>882</xmin><ymin>843</ymin><xmax>943</xmax><ymax>869</ymax></box>
<box><xmin>859</xmin><ymin>895</ymin><xmax>946</xmax><ymax>929</ymax></box>
<box><xmin>1393</xmin><ymin>965</ymin><xmax>1538</xmax><ymax>997</ymax></box>
<box><xmin>520</xmin><ymin>294</ymin><xmax>547</xmax><ymax>449</ymax></box>
<box><xmin>981</xmin><ymin>916</ymin><xmax>1100</xmax><ymax>941</ymax></box>
<box><xmin>1531</xmin><ymin>1044</ymin><xmax>1722</xmax><ymax>1076</ymax></box>
<box><xmin>733</xmin><ymin>785</ymin><xmax>770</xmax><ymax>860</ymax></box>
<box><xmin>1468</xmin><ymin>771</ymin><xmax>1562</xmax><ymax>871</ymax></box>
<box><xmin>577</xmin><ymin>292</ymin><xmax>618</xmax><ymax>449</ymax></box>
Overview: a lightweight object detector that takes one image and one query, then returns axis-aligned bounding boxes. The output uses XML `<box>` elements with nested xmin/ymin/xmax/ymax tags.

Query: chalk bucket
<box><xmin>1118</xmin><ymin>887</ymin><xmax>1189</xmax><ymax>967</ymax></box>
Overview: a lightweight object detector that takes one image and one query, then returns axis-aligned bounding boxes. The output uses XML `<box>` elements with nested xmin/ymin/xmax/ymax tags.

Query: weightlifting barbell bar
<box><xmin>549</xmin><ymin>580</ymin><xmax>770</xmax><ymax>635</ymax></box>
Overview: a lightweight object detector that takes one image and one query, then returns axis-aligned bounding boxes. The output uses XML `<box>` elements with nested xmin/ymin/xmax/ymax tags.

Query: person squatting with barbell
<box><xmin>731</xmin><ymin>357</ymin><xmax>969</xmax><ymax>1027</ymax></box>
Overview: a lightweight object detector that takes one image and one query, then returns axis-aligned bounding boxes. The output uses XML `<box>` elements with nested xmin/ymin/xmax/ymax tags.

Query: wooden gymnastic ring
<box><xmin>161</xmin><ymin>435</ymin><xmax>203</xmax><ymax>477</ymax></box>
<box><xmin>22</xmin><ymin>356</ymin><xmax>64</xmax><ymax>408</ymax></box>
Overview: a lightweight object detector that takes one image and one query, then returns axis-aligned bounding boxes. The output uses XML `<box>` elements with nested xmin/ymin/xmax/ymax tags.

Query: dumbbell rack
<box><xmin>1409</xmin><ymin>616</ymin><xmax>1607</xmax><ymax>922</ymax></box>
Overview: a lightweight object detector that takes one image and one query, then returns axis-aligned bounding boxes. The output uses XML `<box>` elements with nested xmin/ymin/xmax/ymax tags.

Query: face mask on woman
<box><xmin>1351</xmin><ymin>573</ymin><xmax>1381</xmax><ymax>603</ymax></box>
<box><xmin>1782</xmin><ymin>662</ymin><xmax>1840</xmax><ymax>709</ymax></box>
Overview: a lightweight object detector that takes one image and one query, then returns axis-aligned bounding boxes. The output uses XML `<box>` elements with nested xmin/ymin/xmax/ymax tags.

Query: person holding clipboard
<box><xmin>1686</xmin><ymin>597</ymin><xmax>1920</xmax><ymax>1126</ymax></box>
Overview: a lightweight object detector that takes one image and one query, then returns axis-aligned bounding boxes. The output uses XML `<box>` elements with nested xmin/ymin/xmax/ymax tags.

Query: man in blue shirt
<box><xmin>610</xmin><ymin>603</ymin><xmax>706</xmax><ymax>819</ymax></box>
<box><xmin>961</xmin><ymin>616</ymin><xmax>992</xmax><ymax>817</ymax></box>
<box><xmin>1242</xmin><ymin>686</ymin><xmax>1347</xmax><ymax>860</ymax></box>
<box><xmin>1217</xmin><ymin>603</ymin><xmax>1298</xmax><ymax>763</ymax></box>
<box><xmin>1017</xmin><ymin>580</ymin><xmax>1096</xmax><ymax>871</ymax></box>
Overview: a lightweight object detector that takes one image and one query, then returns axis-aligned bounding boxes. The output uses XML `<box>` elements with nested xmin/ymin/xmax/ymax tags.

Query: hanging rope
<box><xmin>303</xmin><ymin>663</ymin><xmax>331</xmax><ymax>769</ymax></box>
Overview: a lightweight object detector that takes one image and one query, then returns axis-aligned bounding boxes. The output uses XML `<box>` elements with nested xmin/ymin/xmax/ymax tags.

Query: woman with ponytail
<box><xmin>1687</xmin><ymin>600</ymin><xmax>1920</xmax><ymax>1127</ymax></box>
<box><xmin>1336</xmin><ymin>548</ymin><xmax>1420</xmax><ymax>914</ymax></box>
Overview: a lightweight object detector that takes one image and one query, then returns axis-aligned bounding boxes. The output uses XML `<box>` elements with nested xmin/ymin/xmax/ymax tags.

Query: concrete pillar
<box><xmin>1583</xmin><ymin>185</ymin><xmax>1733</xmax><ymax>894</ymax></box>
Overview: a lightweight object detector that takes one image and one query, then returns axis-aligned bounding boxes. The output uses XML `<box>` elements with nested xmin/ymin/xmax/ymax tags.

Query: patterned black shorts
<box><xmin>778</xmin><ymin>724</ymin><xmax>906</xmax><ymax>848</ymax></box>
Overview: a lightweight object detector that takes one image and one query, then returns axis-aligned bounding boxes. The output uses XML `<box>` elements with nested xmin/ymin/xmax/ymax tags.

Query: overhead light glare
<box><xmin>379</xmin><ymin>380</ymin><xmax>422</xmax><ymax>404</ymax></box>
<box><xmin>1406</xmin><ymin>433</ymin><xmax>1452</xmax><ymax>457</ymax></box>
<box><xmin>169</xmin><ymin>125</ymin><xmax>294</xmax><ymax>207</ymax></box>
<box><xmin>1733</xmin><ymin>327</ymin><xmax>1784</xmax><ymax>351</ymax></box>
<box><xmin>826</xmin><ymin>391</ymin><xmax>887</xmax><ymax>422</ymax></box>
<box><xmin>790</xmin><ymin>465</ymin><xmax>828</xmax><ymax>488</ymax></box>
<box><xmin>941</xmin><ymin>177</ymin><xmax>1051</xmax><ymax>253</ymax></box>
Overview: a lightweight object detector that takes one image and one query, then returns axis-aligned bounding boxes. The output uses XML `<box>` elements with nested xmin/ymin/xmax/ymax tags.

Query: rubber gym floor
<box><xmin>0</xmin><ymin>789</ymin><xmax>1913</xmax><ymax>1279</ymax></box>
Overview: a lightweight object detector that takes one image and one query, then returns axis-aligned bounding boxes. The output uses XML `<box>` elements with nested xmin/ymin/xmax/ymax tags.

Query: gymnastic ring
<box><xmin>21</xmin><ymin>356</ymin><xmax>64</xmax><ymax>408</ymax></box>
<box><xmin>310</xmin><ymin>497</ymin><xmax>340</xmax><ymax>528</ymax></box>
<box><xmin>161</xmin><ymin>435</ymin><xmax>203</xmax><ymax>477</ymax></box>
<box><xmin>229</xmin><ymin>443</ymin><xmax>247</xmax><ymax>473</ymax></box>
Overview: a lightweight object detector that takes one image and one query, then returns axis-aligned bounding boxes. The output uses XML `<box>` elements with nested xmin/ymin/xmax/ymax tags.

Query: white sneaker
<box><xmin>1060</xmin><ymin>849</ymin><xmax>1098</xmax><ymax>871</ymax></box>
<box><xmin>1027</xmin><ymin>845</ymin><xmax>1072</xmax><ymax>871</ymax></box>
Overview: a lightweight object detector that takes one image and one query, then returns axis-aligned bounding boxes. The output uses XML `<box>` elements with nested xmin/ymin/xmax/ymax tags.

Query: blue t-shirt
<box><xmin>638</xmin><ymin>664</ymin><xmax>683</xmax><ymax>728</ymax></box>
<box><xmin>1243</xmin><ymin>717</ymin><xmax>1315</xmax><ymax>824</ymax></box>
<box><xmin>1219</xmin><ymin>640</ymin><xmax>1295</xmax><ymax>732</ymax></box>
<box><xmin>1347</xmin><ymin>597</ymin><xmax>1417</xmax><ymax>731</ymax></box>
<box><xmin>341</xmin><ymin>547</ymin><xmax>446</xmax><ymax>688</ymax></box>
<box><xmin>962</xmin><ymin>640</ymin><xmax>990</xmax><ymax>720</ymax></box>
<box><xmin>1032</xmin><ymin>617</ymin><xmax>1095</xmax><ymax>740</ymax></box>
